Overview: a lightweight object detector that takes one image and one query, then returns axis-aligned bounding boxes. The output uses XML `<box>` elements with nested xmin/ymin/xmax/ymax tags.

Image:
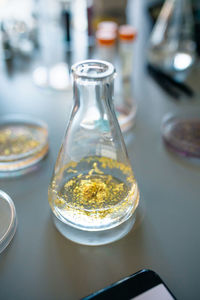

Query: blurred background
<box><xmin>1</xmin><ymin>0</ymin><xmax>200</xmax><ymax>164</ymax></box>
<box><xmin>0</xmin><ymin>0</ymin><xmax>200</xmax><ymax>148</ymax></box>
<box><xmin>0</xmin><ymin>0</ymin><xmax>200</xmax><ymax>93</ymax></box>
<box><xmin>0</xmin><ymin>0</ymin><xmax>199</xmax><ymax>98</ymax></box>
<box><xmin>0</xmin><ymin>0</ymin><xmax>200</xmax><ymax>156</ymax></box>
<box><xmin>0</xmin><ymin>0</ymin><xmax>130</xmax><ymax>85</ymax></box>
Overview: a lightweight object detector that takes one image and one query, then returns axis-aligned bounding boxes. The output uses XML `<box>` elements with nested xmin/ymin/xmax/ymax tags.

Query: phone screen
<box><xmin>131</xmin><ymin>283</ymin><xmax>175</xmax><ymax>300</ymax></box>
<box><xmin>83</xmin><ymin>269</ymin><xmax>176</xmax><ymax>300</ymax></box>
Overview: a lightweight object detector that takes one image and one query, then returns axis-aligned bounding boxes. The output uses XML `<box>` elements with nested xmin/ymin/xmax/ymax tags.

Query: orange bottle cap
<box><xmin>97</xmin><ymin>21</ymin><xmax>118</xmax><ymax>33</ymax></box>
<box><xmin>119</xmin><ymin>25</ymin><xmax>137</xmax><ymax>41</ymax></box>
<box><xmin>96</xmin><ymin>30</ymin><xmax>116</xmax><ymax>46</ymax></box>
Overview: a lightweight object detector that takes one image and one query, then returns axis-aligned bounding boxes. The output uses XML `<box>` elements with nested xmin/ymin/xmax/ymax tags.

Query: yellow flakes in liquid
<box><xmin>51</xmin><ymin>158</ymin><xmax>136</xmax><ymax>218</ymax></box>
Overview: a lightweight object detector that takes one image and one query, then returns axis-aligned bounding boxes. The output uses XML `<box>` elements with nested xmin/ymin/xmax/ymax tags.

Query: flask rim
<box><xmin>71</xmin><ymin>60</ymin><xmax>116</xmax><ymax>80</ymax></box>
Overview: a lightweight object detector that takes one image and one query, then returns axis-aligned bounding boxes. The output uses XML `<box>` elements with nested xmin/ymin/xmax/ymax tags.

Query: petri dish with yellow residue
<box><xmin>0</xmin><ymin>115</ymin><xmax>48</xmax><ymax>176</ymax></box>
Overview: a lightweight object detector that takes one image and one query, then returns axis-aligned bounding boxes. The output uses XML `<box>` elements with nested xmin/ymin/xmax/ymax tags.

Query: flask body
<box><xmin>48</xmin><ymin>60</ymin><xmax>139</xmax><ymax>244</ymax></box>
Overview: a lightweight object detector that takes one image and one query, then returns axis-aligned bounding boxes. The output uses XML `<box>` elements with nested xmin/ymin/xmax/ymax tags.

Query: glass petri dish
<box><xmin>0</xmin><ymin>115</ymin><xmax>49</xmax><ymax>176</ymax></box>
<box><xmin>162</xmin><ymin>112</ymin><xmax>200</xmax><ymax>158</ymax></box>
<box><xmin>116</xmin><ymin>105</ymin><xmax>137</xmax><ymax>133</ymax></box>
<box><xmin>0</xmin><ymin>190</ymin><xmax>17</xmax><ymax>254</ymax></box>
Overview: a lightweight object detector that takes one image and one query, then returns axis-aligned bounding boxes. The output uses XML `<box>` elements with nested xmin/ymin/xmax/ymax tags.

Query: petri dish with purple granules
<box><xmin>162</xmin><ymin>112</ymin><xmax>200</xmax><ymax>158</ymax></box>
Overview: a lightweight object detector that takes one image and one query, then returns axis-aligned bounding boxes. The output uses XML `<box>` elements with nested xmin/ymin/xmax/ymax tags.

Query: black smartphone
<box><xmin>83</xmin><ymin>269</ymin><xmax>177</xmax><ymax>300</ymax></box>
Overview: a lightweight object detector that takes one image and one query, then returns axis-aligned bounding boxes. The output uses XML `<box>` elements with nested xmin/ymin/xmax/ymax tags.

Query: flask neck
<box><xmin>71</xmin><ymin>60</ymin><xmax>116</xmax><ymax>127</ymax></box>
<box><xmin>73</xmin><ymin>79</ymin><xmax>114</xmax><ymax>109</ymax></box>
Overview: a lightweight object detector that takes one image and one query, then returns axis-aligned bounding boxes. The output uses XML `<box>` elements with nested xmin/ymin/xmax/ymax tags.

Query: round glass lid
<box><xmin>0</xmin><ymin>115</ymin><xmax>49</xmax><ymax>174</ymax></box>
<box><xmin>162</xmin><ymin>112</ymin><xmax>200</xmax><ymax>158</ymax></box>
<box><xmin>0</xmin><ymin>190</ymin><xmax>17</xmax><ymax>254</ymax></box>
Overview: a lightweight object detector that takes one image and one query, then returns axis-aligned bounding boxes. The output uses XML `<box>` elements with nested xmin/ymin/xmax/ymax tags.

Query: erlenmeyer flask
<box><xmin>148</xmin><ymin>0</ymin><xmax>196</xmax><ymax>72</ymax></box>
<box><xmin>48</xmin><ymin>60</ymin><xmax>139</xmax><ymax>245</ymax></box>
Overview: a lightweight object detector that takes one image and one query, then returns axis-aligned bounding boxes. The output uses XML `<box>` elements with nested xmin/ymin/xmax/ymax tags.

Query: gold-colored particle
<box><xmin>92</xmin><ymin>162</ymin><xmax>104</xmax><ymax>174</ymax></box>
<box><xmin>67</xmin><ymin>168</ymin><xmax>77</xmax><ymax>173</ymax></box>
<box><xmin>65</xmin><ymin>161</ymin><xmax>78</xmax><ymax>169</ymax></box>
<box><xmin>76</xmin><ymin>179</ymin><xmax>108</xmax><ymax>202</ymax></box>
<box><xmin>64</xmin><ymin>179</ymin><xmax>74</xmax><ymax>189</ymax></box>
<box><xmin>54</xmin><ymin>198</ymin><xmax>66</xmax><ymax>207</ymax></box>
<box><xmin>4</xmin><ymin>149</ymin><xmax>10</xmax><ymax>155</ymax></box>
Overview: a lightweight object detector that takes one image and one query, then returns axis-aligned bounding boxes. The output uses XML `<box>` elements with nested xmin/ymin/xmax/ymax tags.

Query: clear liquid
<box><xmin>49</xmin><ymin>156</ymin><xmax>139</xmax><ymax>230</ymax></box>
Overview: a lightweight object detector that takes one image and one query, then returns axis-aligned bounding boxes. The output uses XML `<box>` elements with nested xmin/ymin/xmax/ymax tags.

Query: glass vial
<box><xmin>118</xmin><ymin>25</ymin><xmax>137</xmax><ymax>79</ymax></box>
<box><xmin>48</xmin><ymin>60</ymin><xmax>139</xmax><ymax>245</ymax></box>
<box><xmin>115</xmin><ymin>25</ymin><xmax>137</xmax><ymax>132</ymax></box>
<box><xmin>95</xmin><ymin>30</ymin><xmax>116</xmax><ymax>63</ymax></box>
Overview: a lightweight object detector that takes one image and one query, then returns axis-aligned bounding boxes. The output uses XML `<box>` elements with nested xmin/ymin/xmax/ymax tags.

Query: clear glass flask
<box><xmin>148</xmin><ymin>0</ymin><xmax>196</xmax><ymax>73</ymax></box>
<box><xmin>48</xmin><ymin>60</ymin><xmax>139</xmax><ymax>245</ymax></box>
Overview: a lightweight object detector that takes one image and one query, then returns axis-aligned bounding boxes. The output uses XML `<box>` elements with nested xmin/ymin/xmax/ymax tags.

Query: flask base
<box><xmin>52</xmin><ymin>213</ymin><xmax>136</xmax><ymax>246</ymax></box>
